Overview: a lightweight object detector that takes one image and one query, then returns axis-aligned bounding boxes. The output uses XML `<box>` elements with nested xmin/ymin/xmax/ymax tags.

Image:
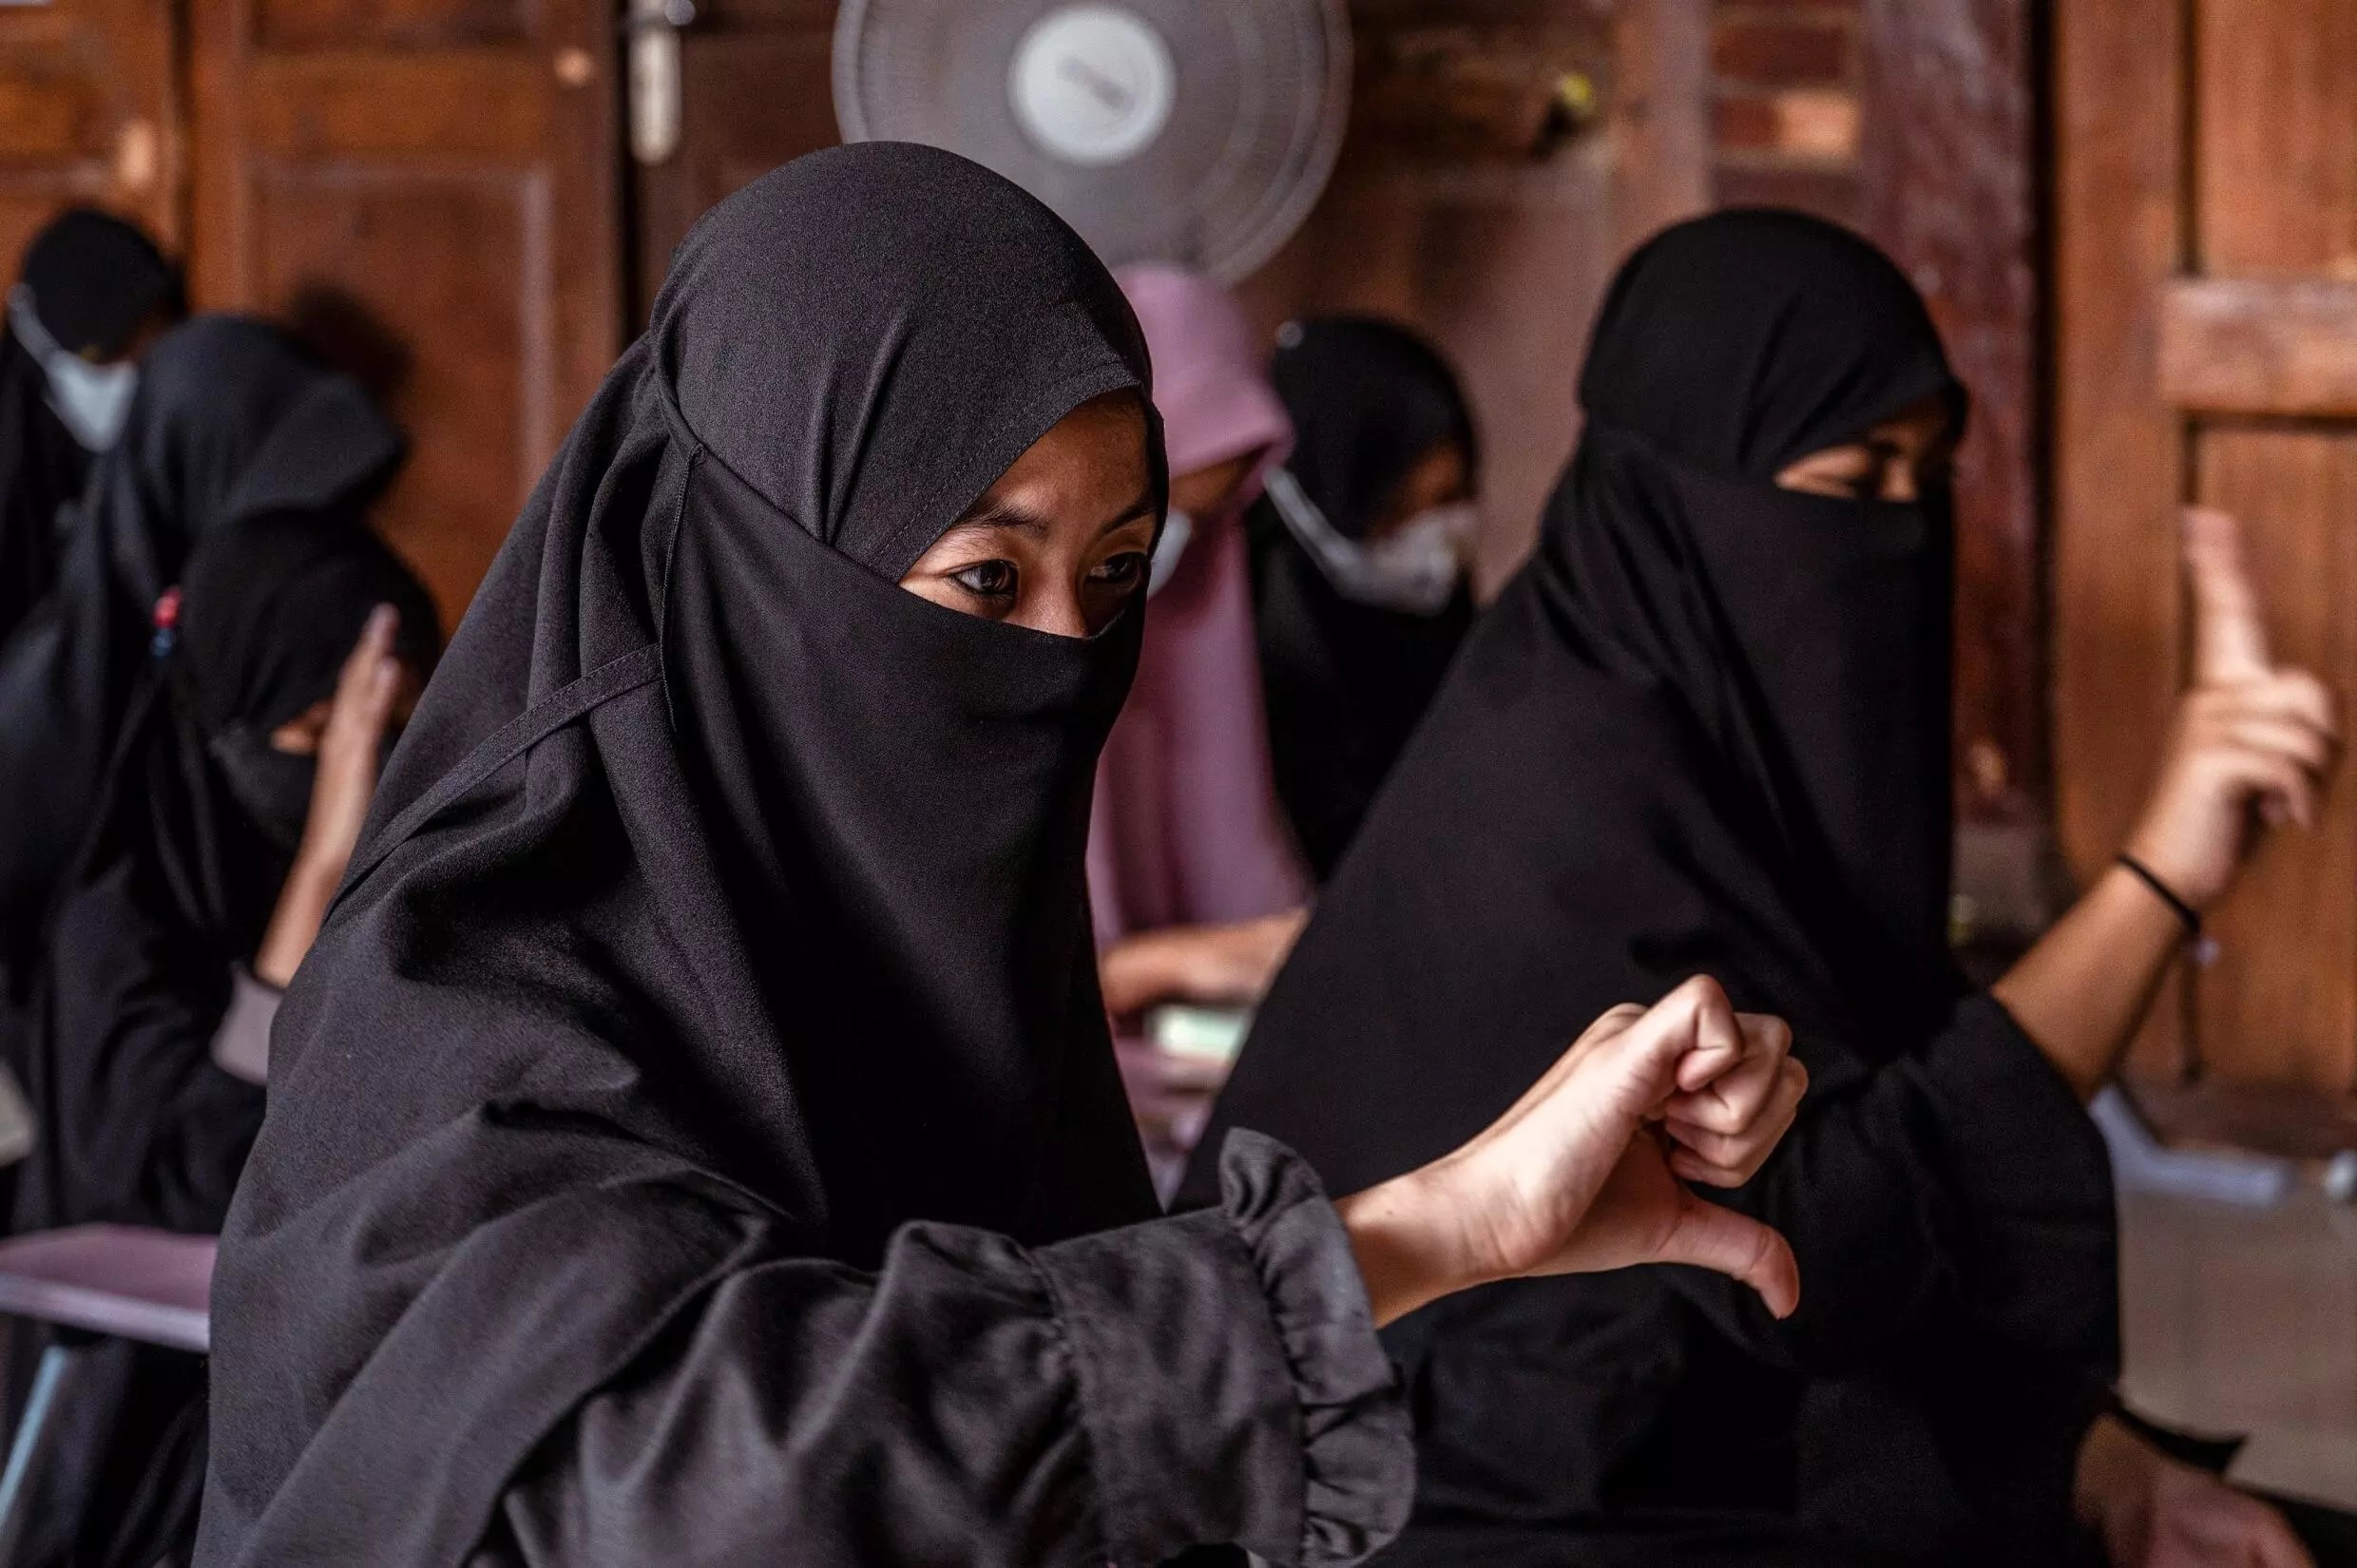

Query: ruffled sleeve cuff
<box><xmin>1033</xmin><ymin>1129</ymin><xmax>1412</xmax><ymax>1567</ymax></box>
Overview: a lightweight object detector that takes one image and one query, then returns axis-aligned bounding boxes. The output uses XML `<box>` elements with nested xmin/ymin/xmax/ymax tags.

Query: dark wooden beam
<box><xmin>2160</xmin><ymin>277</ymin><xmax>2357</xmax><ymax>418</ymax></box>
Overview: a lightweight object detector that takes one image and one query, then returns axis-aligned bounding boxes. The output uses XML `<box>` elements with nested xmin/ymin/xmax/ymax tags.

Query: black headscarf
<box><xmin>9</xmin><ymin>511</ymin><xmax>434</xmax><ymax>1568</ymax></box>
<box><xmin>1274</xmin><ymin>316</ymin><xmax>1478</xmax><ymax>545</ymax></box>
<box><xmin>1193</xmin><ymin>213</ymin><xmax>2115</xmax><ymax>1558</ymax></box>
<box><xmin>17</xmin><ymin>208</ymin><xmax>182</xmax><ymax>362</ymax></box>
<box><xmin>0</xmin><ymin>316</ymin><xmax>400</xmax><ymax>970</ymax></box>
<box><xmin>0</xmin><ymin>210</ymin><xmax>179</xmax><ymax>642</ymax></box>
<box><xmin>198</xmin><ymin>143</ymin><xmax>1167</xmax><ymax>1565</ymax></box>
<box><xmin>1249</xmin><ymin>317</ymin><xmax>1480</xmax><ymax>878</ymax></box>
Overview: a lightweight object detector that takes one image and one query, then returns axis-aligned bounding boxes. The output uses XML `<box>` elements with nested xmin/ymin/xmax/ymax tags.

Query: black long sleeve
<box><xmin>1671</xmin><ymin>992</ymin><xmax>2117</xmax><ymax>1380</ymax></box>
<box><xmin>472</xmin><ymin>1131</ymin><xmax>1411</xmax><ymax>1568</ymax></box>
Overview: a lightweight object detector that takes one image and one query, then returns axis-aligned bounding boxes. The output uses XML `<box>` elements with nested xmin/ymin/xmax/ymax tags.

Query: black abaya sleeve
<box><xmin>1663</xmin><ymin>992</ymin><xmax>2117</xmax><ymax>1379</ymax></box>
<box><xmin>20</xmin><ymin>851</ymin><xmax>266</xmax><ymax>1235</ymax></box>
<box><xmin>469</xmin><ymin>1131</ymin><xmax>1409</xmax><ymax>1568</ymax></box>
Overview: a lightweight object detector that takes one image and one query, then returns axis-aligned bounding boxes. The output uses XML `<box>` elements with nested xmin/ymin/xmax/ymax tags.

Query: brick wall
<box><xmin>1710</xmin><ymin>0</ymin><xmax>1865</xmax><ymax>224</ymax></box>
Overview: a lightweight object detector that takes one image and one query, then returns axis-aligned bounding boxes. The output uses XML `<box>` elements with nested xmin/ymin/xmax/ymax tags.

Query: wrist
<box><xmin>2076</xmin><ymin>1413</ymin><xmax>2161</xmax><ymax>1538</ymax></box>
<box><xmin>1334</xmin><ymin>1166</ymin><xmax>1487</xmax><ymax>1329</ymax></box>
<box><xmin>2113</xmin><ymin>852</ymin><xmax>2207</xmax><ymax>936</ymax></box>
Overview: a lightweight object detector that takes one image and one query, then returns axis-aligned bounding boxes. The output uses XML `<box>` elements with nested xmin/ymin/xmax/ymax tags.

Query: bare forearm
<box><xmin>252</xmin><ymin>855</ymin><xmax>345</xmax><ymax>989</ymax></box>
<box><xmin>1990</xmin><ymin>866</ymin><xmax>2185</xmax><ymax>1101</ymax></box>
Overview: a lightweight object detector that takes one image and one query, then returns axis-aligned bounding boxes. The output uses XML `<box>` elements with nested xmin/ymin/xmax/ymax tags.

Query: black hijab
<box><xmin>199</xmin><ymin>143</ymin><xmax>1166</xmax><ymax>1565</ymax></box>
<box><xmin>0</xmin><ymin>210</ymin><xmax>180</xmax><ymax>643</ymax></box>
<box><xmin>0</xmin><ymin>316</ymin><xmax>400</xmax><ymax>969</ymax></box>
<box><xmin>8</xmin><ymin>510</ymin><xmax>433</xmax><ymax>1568</ymax></box>
<box><xmin>16</xmin><ymin>208</ymin><xmax>182</xmax><ymax>361</ymax></box>
<box><xmin>1249</xmin><ymin>317</ymin><xmax>1480</xmax><ymax>878</ymax></box>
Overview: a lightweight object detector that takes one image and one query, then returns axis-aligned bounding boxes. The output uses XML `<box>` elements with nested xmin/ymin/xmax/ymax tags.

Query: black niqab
<box><xmin>199</xmin><ymin>143</ymin><xmax>1172</xmax><ymax>1565</ymax></box>
<box><xmin>0</xmin><ymin>316</ymin><xmax>400</xmax><ymax>967</ymax></box>
<box><xmin>10</xmin><ymin>508</ymin><xmax>433</xmax><ymax>1568</ymax></box>
<box><xmin>1250</xmin><ymin>317</ymin><xmax>1480</xmax><ymax>878</ymax></box>
<box><xmin>1193</xmin><ymin>212</ymin><xmax>2116</xmax><ymax>1562</ymax></box>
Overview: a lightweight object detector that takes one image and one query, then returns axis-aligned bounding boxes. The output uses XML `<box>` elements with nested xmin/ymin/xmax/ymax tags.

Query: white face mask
<box><xmin>9</xmin><ymin>286</ymin><xmax>139</xmax><ymax>451</ymax></box>
<box><xmin>1146</xmin><ymin>507</ymin><xmax>1194</xmax><ymax>597</ymax></box>
<box><xmin>1264</xmin><ymin>467</ymin><xmax>1474</xmax><ymax>616</ymax></box>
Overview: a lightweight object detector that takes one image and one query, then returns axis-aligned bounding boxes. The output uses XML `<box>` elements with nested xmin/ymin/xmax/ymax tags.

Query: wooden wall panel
<box><xmin>0</xmin><ymin>0</ymin><xmax>181</xmax><ymax>263</ymax></box>
<box><xmin>2193</xmin><ymin>430</ymin><xmax>2357</xmax><ymax>1092</ymax></box>
<box><xmin>249</xmin><ymin>168</ymin><xmax>544</xmax><ymax>619</ymax></box>
<box><xmin>252</xmin><ymin>0</ymin><xmax>539</xmax><ymax>51</ymax></box>
<box><xmin>1240</xmin><ymin>0</ymin><xmax>1706</xmax><ymax>592</ymax></box>
<box><xmin>190</xmin><ymin>0</ymin><xmax>621</xmax><ymax>621</ymax></box>
<box><xmin>2051</xmin><ymin>0</ymin><xmax>2189</xmax><ymax>1080</ymax></box>
<box><xmin>2194</xmin><ymin>0</ymin><xmax>2357</xmax><ymax>278</ymax></box>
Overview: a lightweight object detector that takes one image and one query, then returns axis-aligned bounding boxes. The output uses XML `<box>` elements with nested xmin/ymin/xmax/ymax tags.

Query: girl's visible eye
<box><xmin>951</xmin><ymin>559</ymin><xmax>1019</xmax><ymax>599</ymax></box>
<box><xmin>1090</xmin><ymin>551</ymin><xmax>1148</xmax><ymax>588</ymax></box>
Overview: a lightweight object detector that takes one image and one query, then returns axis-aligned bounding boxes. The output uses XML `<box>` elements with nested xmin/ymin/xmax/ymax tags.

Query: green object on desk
<box><xmin>1147</xmin><ymin>1004</ymin><xmax>1252</xmax><ymax>1066</ymax></box>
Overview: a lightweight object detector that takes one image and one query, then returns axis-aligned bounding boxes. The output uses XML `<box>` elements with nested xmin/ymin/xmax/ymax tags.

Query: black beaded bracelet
<box><xmin>2116</xmin><ymin>852</ymin><xmax>2203</xmax><ymax>941</ymax></box>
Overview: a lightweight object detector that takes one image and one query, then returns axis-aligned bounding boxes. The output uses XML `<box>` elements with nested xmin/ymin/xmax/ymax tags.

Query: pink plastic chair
<box><xmin>0</xmin><ymin>1226</ymin><xmax>213</xmax><ymax>1562</ymax></box>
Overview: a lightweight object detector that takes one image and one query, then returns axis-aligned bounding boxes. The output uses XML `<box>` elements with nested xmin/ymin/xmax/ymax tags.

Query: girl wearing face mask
<box><xmin>1086</xmin><ymin>266</ymin><xmax>1315</xmax><ymax>1176</ymax></box>
<box><xmin>1249</xmin><ymin>317</ymin><xmax>1482</xmax><ymax>880</ymax></box>
<box><xmin>195</xmin><ymin>148</ymin><xmax>1814</xmax><ymax>1568</ymax></box>
<box><xmin>0</xmin><ymin>209</ymin><xmax>182</xmax><ymax>645</ymax></box>
<box><xmin>1193</xmin><ymin>211</ymin><xmax>2338</xmax><ymax>1566</ymax></box>
<box><xmin>10</xmin><ymin>507</ymin><xmax>435</xmax><ymax>1568</ymax></box>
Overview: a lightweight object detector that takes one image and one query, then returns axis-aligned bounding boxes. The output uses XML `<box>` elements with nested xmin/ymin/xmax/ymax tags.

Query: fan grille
<box><xmin>835</xmin><ymin>0</ymin><xmax>1351</xmax><ymax>283</ymax></box>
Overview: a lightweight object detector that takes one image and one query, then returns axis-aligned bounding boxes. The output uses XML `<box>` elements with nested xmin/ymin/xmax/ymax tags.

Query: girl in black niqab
<box><xmin>196</xmin><ymin>146</ymin><xmax>1814</xmax><ymax>1568</ymax></box>
<box><xmin>1193</xmin><ymin>210</ymin><xmax>2337</xmax><ymax>1566</ymax></box>
<box><xmin>1249</xmin><ymin>317</ymin><xmax>1482</xmax><ymax>878</ymax></box>
<box><xmin>10</xmin><ymin>507</ymin><xmax>435</xmax><ymax>1568</ymax></box>
<box><xmin>0</xmin><ymin>316</ymin><xmax>400</xmax><ymax>975</ymax></box>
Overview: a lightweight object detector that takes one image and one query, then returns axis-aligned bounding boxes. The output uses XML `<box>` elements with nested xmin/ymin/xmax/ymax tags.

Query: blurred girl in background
<box><xmin>1252</xmin><ymin>316</ymin><xmax>1482</xmax><ymax>880</ymax></box>
<box><xmin>1092</xmin><ymin>266</ymin><xmax>1312</xmax><ymax>1180</ymax></box>
<box><xmin>0</xmin><ymin>319</ymin><xmax>400</xmax><ymax>985</ymax></box>
<box><xmin>10</xmin><ymin>407</ymin><xmax>434</xmax><ymax>1565</ymax></box>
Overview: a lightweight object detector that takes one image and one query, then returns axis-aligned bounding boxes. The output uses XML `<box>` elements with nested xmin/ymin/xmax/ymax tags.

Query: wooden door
<box><xmin>188</xmin><ymin>0</ymin><xmax>624</xmax><ymax>621</ymax></box>
<box><xmin>0</xmin><ymin>0</ymin><xmax>180</xmax><ymax>266</ymax></box>
<box><xmin>625</xmin><ymin>0</ymin><xmax>838</xmax><ymax>320</ymax></box>
<box><xmin>2056</xmin><ymin>0</ymin><xmax>2357</xmax><ymax>1153</ymax></box>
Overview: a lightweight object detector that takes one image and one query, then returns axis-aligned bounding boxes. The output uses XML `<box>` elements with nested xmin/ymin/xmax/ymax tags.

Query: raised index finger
<box><xmin>2184</xmin><ymin>507</ymin><xmax>2272</xmax><ymax>687</ymax></box>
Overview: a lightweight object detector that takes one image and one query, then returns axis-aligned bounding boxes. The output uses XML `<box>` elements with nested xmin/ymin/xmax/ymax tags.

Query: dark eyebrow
<box><xmin>949</xmin><ymin>487</ymin><xmax>1157</xmax><ymax>542</ymax></box>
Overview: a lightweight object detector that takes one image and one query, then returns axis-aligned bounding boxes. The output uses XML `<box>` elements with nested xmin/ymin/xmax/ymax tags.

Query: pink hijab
<box><xmin>1090</xmin><ymin>266</ymin><xmax>1310</xmax><ymax>947</ymax></box>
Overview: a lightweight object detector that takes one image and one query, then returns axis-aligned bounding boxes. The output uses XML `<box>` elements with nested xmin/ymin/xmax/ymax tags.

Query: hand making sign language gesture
<box><xmin>1334</xmin><ymin>975</ymin><xmax>1807</xmax><ymax>1329</ymax></box>
<box><xmin>2123</xmin><ymin>507</ymin><xmax>2341</xmax><ymax>908</ymax></box>
<box><xmin>1996</xmin><ymin>508</ymin><xmax>2342</xmax><ymax>1104</ymax></box>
